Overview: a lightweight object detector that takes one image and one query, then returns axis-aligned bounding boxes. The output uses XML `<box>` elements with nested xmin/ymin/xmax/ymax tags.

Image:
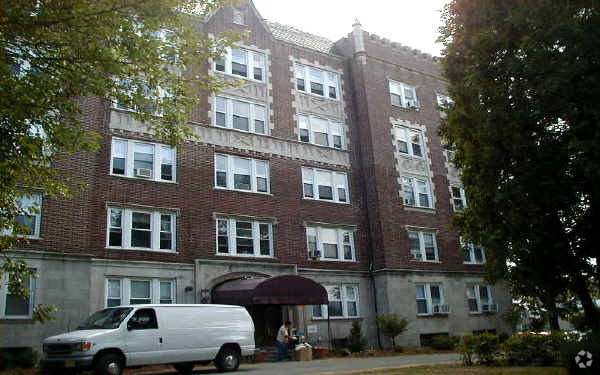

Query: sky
<box><xmin>252</xmin><ymin>0</ymin><xmax>450</xmax><ymax>56</ymax></box>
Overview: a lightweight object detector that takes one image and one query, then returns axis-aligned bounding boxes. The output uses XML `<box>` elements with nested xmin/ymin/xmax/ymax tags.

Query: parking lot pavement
<box><xmin>127</xmin><ymin>353</ymin><xmax>461</xmax><ymax>375</ymax></box>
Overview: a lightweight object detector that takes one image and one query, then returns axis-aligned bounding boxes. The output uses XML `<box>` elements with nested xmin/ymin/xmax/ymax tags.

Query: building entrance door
<box><xmin>247</xmin><ymin>305</ymin><xmax>282</xmax><ymax>346</ymax></box>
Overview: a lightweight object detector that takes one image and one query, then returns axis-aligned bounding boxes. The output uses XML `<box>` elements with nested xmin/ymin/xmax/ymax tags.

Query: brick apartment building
<box><xmin>1</xmin><ymin>1</ymin><xmax>510</xmax><ymax>350</ymax></box>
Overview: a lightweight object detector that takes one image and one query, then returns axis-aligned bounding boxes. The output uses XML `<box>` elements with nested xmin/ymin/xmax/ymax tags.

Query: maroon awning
<box><xmin>211</xmin><ymin>275</ymin><xmax>328</xmax><ymax>306</ymax></box>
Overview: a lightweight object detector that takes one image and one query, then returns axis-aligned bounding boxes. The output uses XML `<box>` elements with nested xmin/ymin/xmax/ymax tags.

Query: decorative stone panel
<box><xmin>217</xmin><ymin>74</ymin><xmax>268</xmax><ymax>102</ymax></box>
<box><xmin>296</xmin><ymin>92</ymin><xmax>344</xmax><ymax>120</ymax></box>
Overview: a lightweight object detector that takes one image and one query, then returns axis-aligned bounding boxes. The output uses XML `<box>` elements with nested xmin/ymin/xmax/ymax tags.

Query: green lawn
<box><xmin>354</xmin><ymin>364</ymin><xmax>567</xmax><ymax>375</ymax></box>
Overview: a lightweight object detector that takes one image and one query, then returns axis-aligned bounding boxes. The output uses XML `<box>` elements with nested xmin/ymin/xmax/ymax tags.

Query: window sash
<box><xmin>297</xmin><ymin>115</ymin><xmax>344</xmax><ymax>149</ymax></box>
<box><xmin>5</xmin><ymin>193</ymin><xmax>42</xmax><ymax>238</ymax></box>
<box><xmin>464</xmin><ymin>242</ymin><xmax>486</xmax><ymax>264</ymax></box>
<box><xmin>214</xmin><ymin>96</ymin><xmax>268</xmax><ymax>135</ymax></box>
<box><xmin>452</xmin><ymin>186</ymin><xmax>467</xmax><ymax>211</ymax></box>
<box><xmin>215</xmin><ymin>218</ymin><xmax>273</xmax><ymax>257</ymax></box>
<box><xmin>408</xmin><ymin>230</ymin><xmax>438</xmax><ymax>262</ymax></box>
<box><xmin>301</xmin><ymin>167</ymin><xmax>349</xmax><ymax>203</ymax></box>
<box><xmin>0</xmin><ymin>272</ymin><xmax>35</xmax><ymax>318</ymax></box>
<box><xmin>294</xmin><ymin>64</ymin><xmax>339</xmax><ymax>100</ymax></box>
<box><xmin>395</xmin><ymin>127</ymin><xmax>423</xmax><ymax>157</ymax></box>
<box><xmin>306</xmin><ymin>226</ymin><xmax>355</xmax><ymax>261</ymax></box>
<box><xmin>415</xmin><ymin>283</ymin><xmax>444</xmax><ymax>315</ymax></box>
<box><xmin>105</xmin><ymin>278</ymin><xmax>175</xmax><ymax>307</ymax></box>
<box><xmin>314</xmin><ymin>284</ymin><xmax>359</xmax><ymax>318</ymax></box>
<box><xmin>111</xmin><ymin>138</ymin><xmax>176</xmax><ymax>182</ymax></box>
<box><xmin>214</xmin><ymin>154</ymin><xmax>270</xmax><ymax>194</ymax></box>
<box><xmin>106</xmin><ymin>209</ymin><xmax>176</xmax><ymax>251</ymax></box>
<box><xmin>402</xmin><ymin>177</ymin><xmax>432</xmax><ymax>208</ymax></box>
<box><xmin>467</xmin><ymin>285</ymin><xmax>493</xmax><ymax>313</ymax></box>
<box><xmin>389</xmin><ymin>80</ymin><xmax>419</xmax><ymax>108</ymax></box>
<box><xmin>214</xmin><ymin>47</ymin><xmax>266</xmax><ymax>82</ymax></box>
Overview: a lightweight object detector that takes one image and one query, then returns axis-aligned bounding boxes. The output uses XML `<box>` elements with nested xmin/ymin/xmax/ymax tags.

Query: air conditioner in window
<box><xmin>482</xmin><ymin>303</ymin><xmax>499</xmax><ymax>313</ymax></box>
<box><xmin>410</xmin><ymin>250</ymin><xmax>422</xmax><ymax>260</ymax></box>
<box><xmin>433</xmin><ymin>304</ymin><xmax>450</xmax><ymax>314</ymax></box>
<box><xmin>135</xmin><ymin>168</ymin><xmax>152</xmax><ymax>178</ymax></box>
<box><xmin>309</xmin><ymin>250</ymin><xmax>321</xmax><ymax>260</ymax></box>
<box><xmin>406</xmin><ymin>100</ymin><xmax>420</xmax><ymax>109</ymax></box>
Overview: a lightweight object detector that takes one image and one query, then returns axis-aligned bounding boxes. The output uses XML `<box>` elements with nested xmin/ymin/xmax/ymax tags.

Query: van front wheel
<box><xmin>94</xmin><ymin>353</ymin><xmax>123</xmax><ymax>375</ymax></box>
<box><xmin>173</xmin><ymin>362</ymin><xmax>195</xmax><ymax>373</ymax></box>
<box><xmin>215</xmin><ymin>347</ymin><xmax>240</xmax><ymax>372</ymax></box>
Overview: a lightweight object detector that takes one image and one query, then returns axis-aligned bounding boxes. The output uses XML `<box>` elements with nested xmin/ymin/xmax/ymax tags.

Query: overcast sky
<box><xmin>252</xmin><ymin>0</ymin><xmax>450</xmax><ymax>56</ymax></box>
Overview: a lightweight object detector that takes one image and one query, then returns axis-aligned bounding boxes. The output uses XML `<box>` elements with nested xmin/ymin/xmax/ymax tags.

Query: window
<box><xmin>298</xmin><ymin>115</ymin><xmax>344</xmax><ymax>149</ymax></box>
<box><xmin>389</xmin><ymin>80</ymin><xmax>419</xmax><ymax>108</ymax></box>
<box><xmin>215</xmin><ymin>218</ymin><xmax>273</xmax><ymax>257</ymax></box>
<box><xmin>128</xmin><ymin>308</ymin><xmax>158</xmax><ymax>330</ymax></box>
<box><xmin>294</xmin><ymin>64</ymin><xmax>339</xmax><ymax>100</ymax></box>
<box><xmin>110</xmin><ymin>138</ymin><xmax>176</xmax><ymax>182</ymax></box>
<box><xmin>214</xmin><ymin>154</ymin><xmax>270</xmax><ymax>194</ymax></box>
<box><xmin>105</xmin><ymin>278</ymin><xmax>175</xmax><ymax>307</ymax></box>
<box><xmin>3</xmin><ymin>193</ymin><xmax>42</xmax><ymax>238</ymax></box>
<box><xmin>313</xmin><ymin>284</ymin><xmax>359</xmax><ymax>318</ymax></box>
<box><xmin>106</xmin><ymin>208</ymin><xmax>176</xmax><ymax>251</ymax></box>
<box><xmin>113</xmin><ymin>79</ymin><xmax>167</xmax><ymax>116</ymax></box>
<box><xmin>402</xmin><ymin>177</ymin><xmax>433</xmax><ymax>208</ymax></box>
<box><xmin>394</xmin><ymin>127</ymin><xmax>424</xmax><ymax>157</ymax></box>
<box><xmin>463</xmin><ymin>241</ymin><xmax>486</xmax><ymax>264</ymax></box>
<box><xmin>436</xmin><ymin>94</ymin><xmax>454</xmax><ymax>118</ymax></box>
<box><xmin>214</xmin><ymin>96</ymin><xmax>268</xmax><ymax>135</ymax></box>
<box><xmin>415</xmin><ymin>283</ymin><xmax>445</xmax><ymax>315</ymax></box>
<box><xmin>0</xmin><ymin>272</ymin><xmax>35</xmax><ymax>319</ymax></box>
<box><xmin>445</xmin><ymin>148</ymin><xmax>456</xmax><ymax>166</ymax></box>
<box><xmin>467</xmin><ymin>284</ymin><xmax>494</xmax><ymax>313</ymax></box>
<box><xmin>214</xmin><ymin>47</ymin><xmax>266</xmax><ymax>82</ymax></box>
<box><xmin>306</xmin><ymin>226</ymin><xmax>355</xmax><ymax>261</ymax></box>
<box><xmin>232</xmin><ymin>8</ymin><xmax>245</xmax><ymax>25</ymax></box>
<box><xmin>451</xmin><ymin>186</ymin><xmax>467</xmax><ymax>211</ymax></box>
<box><xmin>302</xmin><ymin>167</ymin><xmax>349</xmax><ymax>203</ymax></box>
<box><xmin>408</xmin><ymin>230</ymin><xmax>439</xmax><ymax>262</ymax></box>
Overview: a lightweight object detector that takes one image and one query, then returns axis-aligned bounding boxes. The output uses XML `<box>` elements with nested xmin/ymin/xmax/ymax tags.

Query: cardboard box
<box><xmin>295</xmin><ymin>347</ymin><xmax>312</xmax><ymax>361</ymax></box>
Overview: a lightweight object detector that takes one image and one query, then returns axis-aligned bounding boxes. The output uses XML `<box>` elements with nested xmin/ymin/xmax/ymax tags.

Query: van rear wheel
<box><xmin>173</xmin><ymin>362</ymin><xmax>195</xmax><ymax>373</ymax></box>
<box><xmin>215</xmin><ymin>347</ymin><xmax>240</xmax><ymax>372</ymax></box>
<box><xmin>94</xmin><ymin>353</ymin><xmax>123</xmax><ymax>375</ymax></box>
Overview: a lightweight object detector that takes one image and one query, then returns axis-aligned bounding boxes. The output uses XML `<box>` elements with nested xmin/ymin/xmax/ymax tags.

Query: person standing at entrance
<box><xmin>276</xmin><ymin>321</ymin><xmax>292</xmax><ymax>361</ymax></box>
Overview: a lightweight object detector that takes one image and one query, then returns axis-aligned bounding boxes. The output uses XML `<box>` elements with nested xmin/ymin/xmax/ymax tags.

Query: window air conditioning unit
<box><xmin>410</xmin><ymin>250</ymin><xmax>422</xmax><ymax>260</ymax></box>
<box><xmin>309</xmin><ymin>250</ymin><xmax>321</xmax><ymax>260</ymax></box>
<box><xmin>433</xmin><ymin>304</ymin><xmax>450</xmax><ymax>314</ymax></box>
<box><xmin>135</xmin><ymin>168</ymin><xmax>152</xmax><ymax>178</ymax></box>
<box><xmin>481</xmin><ymin>304</ymin><xmax>498</xmax><ymax>313</ymax></box>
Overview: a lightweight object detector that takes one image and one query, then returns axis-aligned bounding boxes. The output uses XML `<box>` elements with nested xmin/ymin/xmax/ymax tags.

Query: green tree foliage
<box><xmin>347</xmin><ymin>320</ymin><xmax>367</xmax><ymax>353</ymax></box>
<box><xmin>0</xmin><ymin>0</ymin><xmax>241</xmax><ymax>321</ymax></box>
<box><xmin>375</xmin><ymin>314</ymin><xmax>408</xmax><ymax>348</ymax></box>
<box><xmin>439</xmin><ymin>0</ymin><xmax>600</xmax><ymax>333</ymax></box>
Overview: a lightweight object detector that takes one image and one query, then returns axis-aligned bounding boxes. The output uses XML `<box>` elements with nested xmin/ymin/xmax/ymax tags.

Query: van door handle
<box><xmin>159</xmin><ymin>337</ymin><xmax>163</xmax><ymax>344</ymax></box>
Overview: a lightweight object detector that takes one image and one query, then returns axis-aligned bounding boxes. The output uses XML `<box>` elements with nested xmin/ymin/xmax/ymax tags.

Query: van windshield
<box><xmin>77</xmin><ymin>308</ymin><xmax>133</xmax><ymax>330</ymax></box>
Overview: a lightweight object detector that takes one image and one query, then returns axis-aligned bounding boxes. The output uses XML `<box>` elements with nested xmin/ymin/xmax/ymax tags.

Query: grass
<box><xmin>351</xmin><ymin>364</ymin><xmax>567</xmax><ymax>375</ymax></box>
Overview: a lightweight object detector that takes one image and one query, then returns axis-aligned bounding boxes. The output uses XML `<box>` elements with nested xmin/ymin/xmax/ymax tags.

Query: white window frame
<box><xmin>214</xmin><ymin>47</ymin><xmax>266</xmax><ymax>83</ymax></box>
<box><xmin>214</xmin><ymin>95</ymin><xmax>269</xmax><ymax>135</ymax></box>
<box><xmin>389</xmin><ymin>80</ymin><xmax>419</xmax><ymax>108</ymax></box>
<box><xmin>110</xmin><ymin>138</ymin><xmax>176</xmax><ymax>183</ymax></box>
<box><xmin>436</xmin><ymin>93</ymin><xmax>454</xmax><ymax>118</ymax></box>
<box><xmin>112</xmin><ymin>79</ymin><xmax>168</xmax><ymax>117</ymax></box>
<box><xmin>214</xmin><ymin>154</ymin><xmax>270</xmax><ymax>194</ymax></box>
<box><xmin>215</xmin><ymin>217</ymin><xmax>274</xmax><ymax>258</ymax></box>
<box><xmin>467</xmin><ymin>284</ymin><xmax>494</xmax><ymax>314</ymax></box>
<box><xmin>462</xmin><ymin>241</ymin><xmax>486</xmax><ymax>264</ymax></box>
<box><xmin>402</xmin><ymin>176</ymin><xmax>433</xmax><ymax>209</ymax></box>
<box><xmin>104</xmin><ymin>278</ymin><xmax>176</xmax><ymax>307</ymax></box>
<box><xmin>415</xmin><ymin>283</ymin><xmax>445</xmax><ymax>316</ymax></box>
<box><xmin>294</xmin><ymin>63</ymin><xmax>340</xmax><ymax>100</ymax></box>
<box><xmin>2</xmin><ymin>192</ymin><xmax>42</xmax><ymax>239</ymax></box>
<box><xmin>408</xmin><ymin>230</ymin><xmax>439</xmax><ymax>262</ymax></box>
<box><xmin>305</xmin><ymin>226</ymin><xmax>356</xmax><ymax>262</ymax></box>
<box><xmin>298</xmin><ymin>114</ymin><xmax>344</xmax><ymax>149</ymax></box>
<box><xmin>313</xmin><ymin>284</ymin><xmax>359</xmax><ymax>319</ymax></box>
<box><xmin>0</xmin><ymin>271</ymin><xmax>35</xmax><ymax>319</ymax></box>
<box><xmin>451</xmin><ymin>185</ymin><xmax>467</xmax><ymax>211</ymax></box>
<box><xmin>106</xmin><ymin>208</ymin><xmax>176</xmax><ymax>252</ymax></box>
<box><xmin>394</xmin><ymin>126</ymin><xmax>424</xmax><ymax>158</ymax></box>
<box><xmin>301</xmin><ymin>167</ymin><xmax>349</xmax><ymax>204</ymax></box>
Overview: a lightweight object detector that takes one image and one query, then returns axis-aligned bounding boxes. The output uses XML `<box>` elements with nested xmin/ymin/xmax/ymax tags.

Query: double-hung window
<box><xmin>3</xmin><ymin>193</ymin><xmax>42</xmax><ymax>238</ymax></box>
<box><xmin>402</xmin><ymin>177</ymin><xmax>432</xmax><ymax>208</ymax></box>
<box><xmin>306</xmin><ymin>226</ymin><xmax>355</xmax><ymax>261</ymax></box>
<box><xmin>463</xmin><ymin>241</ymin><xmax>486</xmax><ymax>264</ymax></box>
<box><xmin>113</xmin><ymin>79</ymin><xmax>167</xmax><ymax>116</ymax></box>
<box><xmin>214</xmin><ymin>47</ymin><xmax>266</xmax><ymax>82</ymax></box>
<box><xmin>105</xmin><ymin>278</ymin><xmax>175</xmax><ymax>307</ymax></box>
<box><xmin>395</xmin><ymin>127</ymin><xmax>424</xmax><ymax>157</ymax></box>
<box><xmin>313</xmin><ymin>284</ymin><xmax>359</xmax><ymax>319</ymax></box>
<box><xmin>302</xmin><ymin>167</ymin><xmax>348</xmax><ymax>203</ymax></box>
<box><xmin>215</xmin><ymin>217</ymin><xmax>273</xmax><ymax>257</ymax></box>
<box><xmin>467</xmin><ymin>284</ymin><xmax>495</xmax><ymax>313</ymax></box>
<box><xmin>408</xmin><ymin>230</ymin><xmax>439</xmax><ymax>262</ymax></box>
<box><xmin>415</xmin><ymin>283</ymin><xmax>445</xmax><ymax>315</ymax></box>
<box><xmin>0</xmin><ymin>271</ymin><xmax>35</xmax><ymax>319</ymax></box>
<box><xmin>436</xmin><ymin>94</ymin><xmax>454</xmax><ymax>118</ymax></box>
<box><xmin>294</xmin><ymin>64</ymin><xmax>339</xmax><ymax>100</ymax></box>
<box><xmin>215</xmin><ymin>154</ymin><xmax>270</xmax><ymax>194</ymax></box>
<box><xmin>107</xmin><ymin>208</ymin><xmax>176</xmax><ymax>252</ymax></box>
<box><xmin>298</xmin><ymin>115</ymin><xmax>344</xmax><ymax>149</ymax></box>
<box><xmin>389</xmin><ymin>80</ymin><xmax>419</xmax><ymax>108</ymax></box>
<box><xmin>215</xmin><ymin>96</ymin><xmax>268</xmax><ymax>135</ymax></box>
<box><xmin>111</xmin><ymin>138</ymin><xmax>176</xmax><ymax>182</ymax></box>
<box><xmin>451</xmin><ymin>186</ymin><xmax>467</xmax><ymax>211</ymax></box>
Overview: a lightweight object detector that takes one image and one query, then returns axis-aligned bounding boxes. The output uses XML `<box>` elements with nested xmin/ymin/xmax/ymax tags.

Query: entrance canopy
<box><xmin>212</xmin><ymin>275</ymin><xmax>328</xmax><ymax>306</ymax></box>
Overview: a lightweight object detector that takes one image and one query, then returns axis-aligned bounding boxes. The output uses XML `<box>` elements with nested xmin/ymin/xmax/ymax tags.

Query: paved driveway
<box><xmin>128</xmin><ymin>353</ymin><xmax>460</xmax><ymax>375</ymax></box>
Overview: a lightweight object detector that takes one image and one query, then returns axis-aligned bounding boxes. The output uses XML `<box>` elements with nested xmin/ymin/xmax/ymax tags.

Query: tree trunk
<box><xmin>573</xmin><ymin>274</ymin><xmax>600</xmax><ymax>334</ymax></box>
<box><xmin>548</xmin><ymin>310</ymin><xmax>561</xmax><ymax>331</ymax></box>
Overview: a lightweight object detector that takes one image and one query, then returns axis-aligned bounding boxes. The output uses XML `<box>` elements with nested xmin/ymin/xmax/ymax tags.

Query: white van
<box><xmin>40</xmin><ymin>304</ymin><xmax>255</xmax><ymax>375</ymax></box>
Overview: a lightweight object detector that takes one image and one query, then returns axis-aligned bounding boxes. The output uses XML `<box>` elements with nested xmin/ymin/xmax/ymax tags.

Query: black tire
<box><xmin>94</xmin><ymin>353</ymin><xmax>124</xmax><ymax>375</ymax></box>
<box><xmin>215</xmin><ymin>347</ymin><xmax>240</xmax><ymax>372</ymax></box>
<box><xmin>173</xmin><ymin>362</ymin><xmax>195</xmax><ymax>373</ymax></box>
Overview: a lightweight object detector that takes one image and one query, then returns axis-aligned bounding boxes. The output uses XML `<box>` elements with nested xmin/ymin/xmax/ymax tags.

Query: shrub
<box><xmin>472</xmin><ymin>332</ymin><xmax>501</xmax><ymax>365</ymax></box>
<box><xmin>376</xmin><ymin>314</ymin><xmax>408</xmax><ymax>348</ymax></box>
<box><xmin>504</xmin><ymin>331</ymin><xmax>568</xmax><ymax>366</ymax></box>
<box><xmin>431</xmin><ymin>335</ymin><xmax>459</xmax><ymax>350</ymax></box>
<box><xmin>458</xmin><ymin>334</ymin><xmax>476</xmax><ymax>366</ymax></box>
<box><xmin>0</xmin><ymin>347</ymin><xmax>38</xmax><ymax>370</ymax></box>
<box><xmin>560</xmin><ymin>334</ymin><xmax>600</xmax><ymax>375</ymax></box>
<box><xmin>347</xmin><ymin>320</ymin><xmax>367</xmax><ymax>353</ymax></box>
<box><xmin>393</xmin><ymin>345</ymin><xmax>404</xmax><ymax>353</ymax></box>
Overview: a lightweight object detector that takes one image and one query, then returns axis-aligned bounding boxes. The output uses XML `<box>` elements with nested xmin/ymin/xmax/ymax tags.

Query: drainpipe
<box><xmin>370</xmin><ymin>262</ymin><xmax>382</xmax><ymax>349</ymax></box>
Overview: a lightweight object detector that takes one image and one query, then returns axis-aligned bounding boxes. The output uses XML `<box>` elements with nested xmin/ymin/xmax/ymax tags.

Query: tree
<box><xmin>347</xmin><ymin>320</ymin><xmax>367</xmax><ymax>352</ymax></box>
<box><xmin>376</xmin><ymin>314</ymin><xmax>408</xmax><ymax>348</ymax></box>
<box><xmin>0</xmin><ymin>0</ymin><xmax>241</xmax><ymax>321</ymax></box>
<box><xmin>439</xmin><ymin>0</ymin><xmax>600</xmax><ymax>333</ymax></box>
